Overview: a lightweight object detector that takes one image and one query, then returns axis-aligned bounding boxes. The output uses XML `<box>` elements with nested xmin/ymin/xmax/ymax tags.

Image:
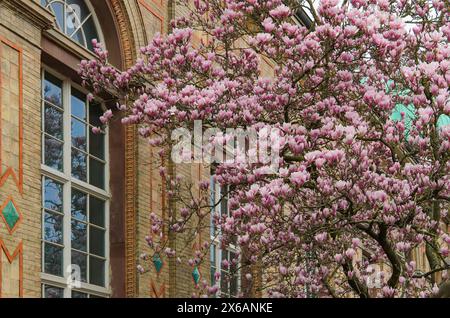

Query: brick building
<box><xmin>0</xmin><ymin>0</ymin><xmax>223</xmax><ymax>298</ymax></box>
<box><xmin>4</xmin><ymin>0</ymin><xmax>439</xmax><ymax>300</ymax></box>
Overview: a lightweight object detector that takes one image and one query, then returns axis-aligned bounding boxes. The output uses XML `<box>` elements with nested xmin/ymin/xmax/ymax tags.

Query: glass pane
<box><xmin>72</xmin><ymin>291</ymin><xmax>88</xmax><ymax>298</ymax></box>
<box><xmin>89</xmin><ymin>129</ymin><xmax>105</xmax><ymax>160</ymax></box>
<box><xmin>71</xmin><ymin>189</ymin><xmax>87</xmax><ymax>221</ymax></box>
<box><xmin>50</xmin><ymin>2</ymin><xmax>65</xmax><ymax>31</ymax></box>
<box><xmin>43</xmin><ymin>73</ymin><xmax>62</xmax><ymax>107</ymax></box>
<box><xmin>44</xmin><ymin>178</ymin><xmax>63</xmax><ymax>212</ymax></box>
<box><xmin>44</xmin><ymin>136</ymin><xmax>64</xmax><ymax>171</ymax></box>
<box><xmin>71</xmin><ymin>89</ymin><xmax>86</xmax><ymax>120</ymax></box>
<box><xmin>71</xmin><ymin>220</ymin><xmax>87</xmax><ymax>252</ymax></box>
<box><xmin>211</xmin><ymin>267</ymin><xmax>216</xmax><ymax>286</ymax></box>
<box><xmin>221</xmin><ymin>187</ymin><xmax>229</xmax><ymax>217</ymax></box>
<box><xmin>83</xmin><ymin>17</ymin><xmax>99</xmax><ymax>51</ymax></box>
<box><xmin>67</xmin><ymin>0</ymin><xmax>91</xmax><ymax>22</ymax></box>
<box><xmin>72</xmin><ymin>148</ymin><xmax>87</xmax><ymax>181</ymax></box>
<box><xmin>44</xmin><ymin>211</ymin><xmax>63</xmax><ymax>244</ymax></box>
<box><xmin>89</xmin><ymin>158</ymin><xmax>104</xmax><ymax>189</ymax></box>
<box><xmin>230</xmin><ymin>274</ymin><xmax>238</xmax><ymax>297</ymax></box>
<box><xmin>230</xmin><ymin>252</ymin><xmax>238</xmax><ymax>296</ymax></box>
<box><xmin>44</xmin><ymin>285</ymin><xmax>64</xmax><ymax>298</ymax></box>
<box><xmin>70</xmin><ymin>29</ymin><xmax>86</xmax><ymax>47</ymax></box>
<box><xmin>89</xmin><ymin>102</ymin><xmax>103</xmax><ymax>127</ymax></box>
<box><xmin>230</xmin><ymin>252</ymin><xmax>237</xmax><ymax>268</ymax></box>
<box><xmin>220</xmin><ymin>270</ymin><xmax>229</xmax><ymax>295</ymax></box>
<box><xmin>89</xmin><ymin>197</ymin><xmax>105</xmax><ymax>227</ymax></box>
<box><xmin>210</xmin><ymin>244</ymin><xmax>216</xmax><ymax>265</ymax></box>
<box><xmin>71</xmin><ymin>250</ymin><xmax>87</xmax><ymax>282</ymax></box>
<box><xmin>89</xmin><ymin>226</ymin><xmax>105</xmax><ymax>257</ymax></box>
<box><xmin>44</xmin><ymin>104</ymin><xmax>63</xmax><ymax>140</ymax></box>
<box><xmin>71</xmin><ymin>118</ymin><xmax>87</xmax><ymax>151</ymax></box>
<box><xmin>65</xmin><ymin>3</ymin><xmax>81</xmax><ymax>36</ymax></box>
<box><xmin>222</xmin><ymin>250</ymin><xmax>229</xmax><ymax>263</ymax></box>
<box><xmin>89</xmin><ymin>256</ymin><xmax>105</xmax><ymax>287</ymax></box>
<box><xmin>44</xmin><ymin>243</ymin><xmax>63</xmax><ymax>276</ymax></box>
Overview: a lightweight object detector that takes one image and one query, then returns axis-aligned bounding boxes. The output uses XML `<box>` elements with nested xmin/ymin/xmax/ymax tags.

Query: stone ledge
<box><xmin>0</xmin><ymin>0</ymin><xmax>54</xmax><ymax>30</ymax></box>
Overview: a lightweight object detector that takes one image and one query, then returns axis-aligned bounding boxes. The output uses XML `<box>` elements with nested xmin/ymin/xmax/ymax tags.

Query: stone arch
<box><xmin>95</xmin><ymin>0</ymin><xmax>142</xmax><ymax>298</ymax></box>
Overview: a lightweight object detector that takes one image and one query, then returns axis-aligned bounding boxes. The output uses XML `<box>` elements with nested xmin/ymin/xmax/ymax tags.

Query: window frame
<box><xmin>40</xmin><ymin>0</ymin><xmax>105</xmax><ymax>52</ymax></box>
<box><xmin>40</xmin><ymin>66</ymin><xmax>111</xmax><ymax>298</ymax></box>
<box><xmin>210</xmin><ymin>174</ymin><xmax>241</xmax><ymax>298</ymax></box>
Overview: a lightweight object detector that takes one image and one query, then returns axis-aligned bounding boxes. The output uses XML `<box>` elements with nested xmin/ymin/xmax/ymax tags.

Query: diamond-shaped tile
<box><xmin>153</xmin><ymin>254</ymin><xmax>164</xmax><ymax>274</ymax></box>
<box><xmin>192</xmin><ymin>266</ymin><xmax>201</xmax><ymax>285</ymax></box>
<box><xmin>1</xmin><ymin>198</ymin><xmax>21</xmax><ymax>234</ymax></box>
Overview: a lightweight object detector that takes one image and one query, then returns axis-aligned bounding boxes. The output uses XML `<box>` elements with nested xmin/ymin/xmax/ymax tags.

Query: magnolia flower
<box><xmin>262</xmin><ymin>18</ymin><xmax>276</xmax><ymax>33</ymax></box>
<box><xmin>334</xmin><ymin>254</ymin><xmax>343</xmax><ymax>263</ymax></box>
<box><xmin>290</xmin><ymin>171</ymin><xmax>309</xmax><ymax>186</ymax></box>
<box><xmin>269</xmin><ymin>4</ymin><xmax>291</xmax><ymax>19</ymax></box>
<box><xmin>221</xmin><ymin>259</ymin><xmax>229</xmax><ymax>269</ymax></box>
<box><xmin>439</xmin><ymin>246</ymin><xmax>449</xmax><ymax>257</ymax></box>
<box><xmin>314</xmin><ymin>232</ymin><xmax>328</xmax><ymax>243</ymax></box>
<box><xmin>279</xmin><ymin>265</ymin><xmax>288</xmax><ymax>276</ymax></box>
<box><xmin>381</xmin><ymin>286</ymin><xmax>395</xmax><ymax>298</ymax></box>
<box><xmin>207</xmin><ymin>286</ymin><xmax>219</xmax><ymax>295</ymax></box>
<box><xmin>78</xmin><ymin>0</ymin><xmax>450</xmax><ymax>298</ymax></box>
<box><xmin>345</xmin><ymin>248</ymin><xmax>356</xmax><ymax>259</ymax></box>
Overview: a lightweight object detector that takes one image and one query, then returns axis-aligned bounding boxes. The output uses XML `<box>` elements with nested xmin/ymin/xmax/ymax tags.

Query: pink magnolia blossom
<box><xmin>80</xmin><ymin>0</ymin><xmax>450</xmax><ymax>298</ymax></box>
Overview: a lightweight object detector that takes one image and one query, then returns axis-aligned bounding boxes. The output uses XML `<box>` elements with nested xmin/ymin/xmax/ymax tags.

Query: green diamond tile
<box><xmin>153</xmin><ymin>254</ymin><xmax>164</xmax><ymax>274</ymax></box>
<box><xmin>2</xmin><ymin>199</ymin><xmax>20</xmax><ymax>232</ymax></box>
<box><xmin>192</xmin><ymin>266</ymin><xmax>201</xmax><ymax>285</ymax></box>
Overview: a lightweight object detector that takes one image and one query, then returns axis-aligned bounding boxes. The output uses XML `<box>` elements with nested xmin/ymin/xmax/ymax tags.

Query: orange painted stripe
<box><xmin>0</xmin><ymin>240</ymin><xmax>23</xmax><ymax>298</ymax></box>
<box><xmin>138</xmin><ymin>0</ymin><xmax>164</xmax><ymax>34</ymax></box>
<box><xmin>0</xmin><ymin>36</ymin><xmax>24</xmax><ymax>194</ymax></box>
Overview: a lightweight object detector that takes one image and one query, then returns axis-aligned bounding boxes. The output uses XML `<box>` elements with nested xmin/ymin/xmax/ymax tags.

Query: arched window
<box><xmin>40</xmin><ymin>0</ymin><xmax>103</xmax><ymax>51</ymax></box>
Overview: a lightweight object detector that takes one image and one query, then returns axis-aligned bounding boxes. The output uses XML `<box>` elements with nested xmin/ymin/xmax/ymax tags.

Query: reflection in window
<box><xmin>43</xmin><ymin>73</ymin><xmax>64</xmax><ymax>171</ymax></box>
<box><xmin>70</xmin><ymin>188</ymin><xmax>107</xmax><ymax>286</ymax></box>
<box><xmin>42</xmin><ymin>180</ymin><xmax>108</xmax><ymax>289</ymax></box>
<box><xmin>42</xmin><ymin>285</ymin><xmax>105</xmax><ymax>298</ymax></box>
<box><xmin>41</xmin><ymin>72</ymin><xmax>106</xmax><ymax>190</ymax></box>
<box><xmin>40</xmin><ymin>0</ymin><xmax>101</xmax><ymax>51</ymax></box>
<box><xmin>43</xmin><ymin>285</ymin><xmax>64</xmax><ymax>298</ymax></box>
<box><xmin>43</xmin><ymin>177</ymin><xmax>64</xmax><ymax>277</ymax></box>
<box><xmin>210</xmin><ymin>173</ymin><xmax>240</xmax><ymax>298</ymax></box>
<box><xmin>41</xmin><ymin>70</ymin><xmax>109</xmax><ymax>298</ymax></box>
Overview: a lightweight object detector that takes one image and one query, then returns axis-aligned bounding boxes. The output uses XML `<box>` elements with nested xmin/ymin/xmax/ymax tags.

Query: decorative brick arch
<box><xmin>108</xmin><ymin>0</ymin><xmax>141</xmax><ymax>298</ymax></box>
<box><xmin>96</xmin><ymin>0</ymin><xmax>140</xmax><ymax>298</ymax></box>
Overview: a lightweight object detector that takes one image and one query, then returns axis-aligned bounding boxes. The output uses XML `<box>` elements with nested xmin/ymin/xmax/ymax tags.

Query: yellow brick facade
<box><xmin>0</xmin><ymin>0</ymin><xmax>211</xmax><ymax>298</ymax></box>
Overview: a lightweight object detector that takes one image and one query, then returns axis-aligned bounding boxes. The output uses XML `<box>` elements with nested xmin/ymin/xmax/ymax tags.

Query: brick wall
<box><xmin>0</xmin><ymin>1</ymin><xmax>51</xmax><ymax>298</ymax></box>
<box><xmin>134</xmin><ymin>0</ymin><xmax>212</xmax><ymax>298</ymax></box>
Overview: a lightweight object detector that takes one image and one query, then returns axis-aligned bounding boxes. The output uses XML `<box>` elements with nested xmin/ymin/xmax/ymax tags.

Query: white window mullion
<box><xmin>104</xmin><ymin>198</ymin><xmax>110</xmax><ymax>291</ymax></box>
<box><xmin>63</xmin><ymin>80</ymin><xmax>72</xmax><ymax>179</ymax></box>
<box><xmin>62</xmin><ymin>79</ymin><xmax>72</xmax><ymax>298</ymax></box>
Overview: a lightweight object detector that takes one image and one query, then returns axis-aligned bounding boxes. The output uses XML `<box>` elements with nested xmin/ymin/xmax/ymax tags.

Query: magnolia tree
<box><xmin>79</xmin><ymin>0</ymin><xmax>450</xmax><ymax>298</ymax></box>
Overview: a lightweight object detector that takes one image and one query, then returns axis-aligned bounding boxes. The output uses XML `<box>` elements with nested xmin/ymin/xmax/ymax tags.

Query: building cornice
<box><xmin>0</xmin><ymin>0</ymin><xmax>54</xmax><ymax>30</ymax></box>
<box><xmin>43</xmin><ymin>28</ymin><xmax>97</xmax><ymax>62</ymax></box>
